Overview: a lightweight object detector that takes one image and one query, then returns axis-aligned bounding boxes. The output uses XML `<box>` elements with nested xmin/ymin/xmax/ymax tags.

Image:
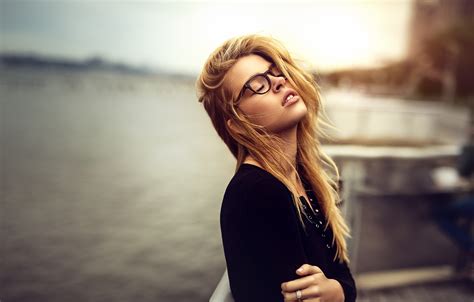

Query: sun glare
<box><xmin>190</xmin><ymin>1</ymin><xmax>411</xmax><ymax>73</ymax></box>
<box><xmin>309</xmin><ymin>8</ymin><xmax>374</xmax><ymax>71</ymax></box>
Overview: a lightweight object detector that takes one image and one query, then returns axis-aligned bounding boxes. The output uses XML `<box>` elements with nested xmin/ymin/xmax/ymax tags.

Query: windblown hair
<box><xmin>195</xmin><ymin>33</ymin><xmax>351</xmax><ymax>263</ymax></box>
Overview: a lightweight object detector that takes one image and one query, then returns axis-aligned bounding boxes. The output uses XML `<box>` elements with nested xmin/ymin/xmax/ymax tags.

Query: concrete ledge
<box><xmin>356</xmin><ymin>265</ymin><xmax>455</xmax><ymax>290</ymax></box>
<box><xmin>323</xmin><ymin>144</ymin><xmax>461</xmax><ymax>159</ymax></box>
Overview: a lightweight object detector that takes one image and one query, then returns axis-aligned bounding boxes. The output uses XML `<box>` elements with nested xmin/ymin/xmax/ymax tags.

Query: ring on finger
<box><xmin>296</xmin><ymin>289</ymin><xmax>302</xmax><ymax>299</ymax></box>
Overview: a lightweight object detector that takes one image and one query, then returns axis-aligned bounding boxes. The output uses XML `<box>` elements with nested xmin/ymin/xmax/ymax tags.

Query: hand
<box><xmin>280</xmin><ymin>264</ymin><xmax>344</xmax><ymax>302</ymax></box>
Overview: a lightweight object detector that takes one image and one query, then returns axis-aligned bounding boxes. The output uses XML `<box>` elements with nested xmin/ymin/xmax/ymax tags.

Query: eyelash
<box><xmin>250</xmin><ymin>72</ymin><xmax>286</xmax><ymax>96</ymax></box>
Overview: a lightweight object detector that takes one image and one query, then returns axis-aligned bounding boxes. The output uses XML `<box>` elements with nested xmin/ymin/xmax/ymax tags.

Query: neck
<box><xmin>277</xmin><ymin>125</ymin><xmax>298</xmax><ymax>173</ymax></box>
<box><xmin>244</xmin><ymin>125</ymin><xmax>299</xmax><ymax>181</ymax></box>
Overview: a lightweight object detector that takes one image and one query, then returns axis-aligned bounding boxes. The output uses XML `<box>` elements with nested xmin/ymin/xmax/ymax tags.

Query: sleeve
<box><xmin>457</xmin><ymin>144</ymin><xmax>474</xmax><ymax>178</ymax></box>
<box><xmin>329</xmin><ymin>259</ymin><xmax>357</xmax><ymax>302</ymax></box>
<box><xmin>220</xmin><ymin>177</ymin><xmax>309</xmax><ymax>302</ymax></box>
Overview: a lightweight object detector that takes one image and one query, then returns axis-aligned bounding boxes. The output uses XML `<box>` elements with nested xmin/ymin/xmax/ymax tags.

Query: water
<box><xmin>1</xmin><ymin>68</ymin><xmax>235</xmax><ymax>302</ymax></box>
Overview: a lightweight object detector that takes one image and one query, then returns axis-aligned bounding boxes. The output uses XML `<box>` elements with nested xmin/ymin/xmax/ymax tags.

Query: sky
<box><xmin>0</xmin><ymin>0</ymin><xmax>414</xmax><ymax>75</ymax></box>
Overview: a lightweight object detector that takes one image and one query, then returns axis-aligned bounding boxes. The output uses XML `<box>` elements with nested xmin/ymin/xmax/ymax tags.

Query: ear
<box><xmin>227</xmin><ymin>119</ymin><xmax>242</xmax><ymax>135</ymax></box>
<box><xmin>227</xmin><ymin>119</ymin><xmax>235</xmax><ymax>131</ymax></box>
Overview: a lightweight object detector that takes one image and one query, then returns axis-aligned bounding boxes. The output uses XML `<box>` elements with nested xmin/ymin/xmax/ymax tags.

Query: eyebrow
<box><xmin>245</xmin><ymin>62</ymin><xmax>275</xmax><ymax>83</ymax></box>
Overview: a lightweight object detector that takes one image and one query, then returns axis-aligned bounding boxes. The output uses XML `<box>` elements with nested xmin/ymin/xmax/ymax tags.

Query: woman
<box><xmin>196</xmin><ymin>34</ymin><xmax>357</xmax><ymax>302</ymax></box>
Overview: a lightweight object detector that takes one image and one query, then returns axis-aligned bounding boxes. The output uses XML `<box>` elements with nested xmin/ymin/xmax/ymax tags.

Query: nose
<box><xmin>270</xmin><ymin>74</ymin><xmax>286</xmax><ymax>93</ymax></box>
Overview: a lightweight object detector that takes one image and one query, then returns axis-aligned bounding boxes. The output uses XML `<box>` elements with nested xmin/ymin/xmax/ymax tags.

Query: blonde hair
<box><xmin>195</xmin><ymin>33</ymin><xmax>351</xmax><ymax>263</ymax></box>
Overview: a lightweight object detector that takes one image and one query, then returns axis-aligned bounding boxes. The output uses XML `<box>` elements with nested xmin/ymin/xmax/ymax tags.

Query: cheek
<box><xmin>240</xmin><ymin>100</ymin><xmax>280</xmax><ymax>124</ymax></box>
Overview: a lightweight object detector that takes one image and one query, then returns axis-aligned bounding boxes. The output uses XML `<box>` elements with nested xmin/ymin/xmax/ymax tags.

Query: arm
<box><xmin>328</xmin><ymin>259</ymin><xmax>357</xmax><ymax>302</ymax></box>
<box><xmin>279</xmin><ymin>231</ymin><xmax>354</xmax><ymax>302</ymax></box>
<box><xmin>281</xmin><ymin>264</ymin><xmax>345</xmax><ymax>302</ymax></box>
<box><xmin>220</xmin><ymin>177</ymin><xmax>309</xmax><ymax>302</ymax></box>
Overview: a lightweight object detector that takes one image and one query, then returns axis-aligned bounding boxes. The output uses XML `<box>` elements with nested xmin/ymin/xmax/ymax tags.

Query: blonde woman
<box><xmin>196</xmin><ymin>34</ymin><xmax>356</xmax><ymax>302</ymax></box>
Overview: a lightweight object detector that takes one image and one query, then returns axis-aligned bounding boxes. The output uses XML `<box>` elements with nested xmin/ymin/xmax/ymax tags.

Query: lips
<box><xmin>282</xmin><ymin>89</ymin><xmax>299</xmax><ymax>106</ymax></box>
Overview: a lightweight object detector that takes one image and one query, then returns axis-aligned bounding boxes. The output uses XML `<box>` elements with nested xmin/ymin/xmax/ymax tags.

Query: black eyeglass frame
<box><xmin>233</xmin><ymin>67</ymin><xmax>286</xmax><ymax>105</ymax></box>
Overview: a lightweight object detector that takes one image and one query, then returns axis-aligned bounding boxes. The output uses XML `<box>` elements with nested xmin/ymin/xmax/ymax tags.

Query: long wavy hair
<box><xmin>195</xmin><ymin>33</ymin><xmax>351</xmax><ymax>263</ymax></box>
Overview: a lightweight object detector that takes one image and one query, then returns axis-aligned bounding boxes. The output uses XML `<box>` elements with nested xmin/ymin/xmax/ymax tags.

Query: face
<box><xmin>225</xmin><ymin>54</ymin><xmax>307</xmax><ymax>134</ymax></box>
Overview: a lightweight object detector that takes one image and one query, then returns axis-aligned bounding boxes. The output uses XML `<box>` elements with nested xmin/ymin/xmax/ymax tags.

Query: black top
<box><xmin>457</xmin><ymin>143</ymin><xmax>474</xmax><ymax>178</ymax></box>
<box><xmin>220</xmin><ymin>163</ymin><xmax>357</xmax><ymax>302</ymax></box>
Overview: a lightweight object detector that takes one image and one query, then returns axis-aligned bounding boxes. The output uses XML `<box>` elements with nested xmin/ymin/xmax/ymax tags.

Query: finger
<box><xmin>296</xmin><ymin>263</ymin><xmax>313</xmax><ymax>275</ymax></box>
<box><xmin>281</xmin><ymin>286</ymin><xmax>321</xmax><ymax>302</ymax></box>
<box><xmin>281</xmin><ymin>288</ymin><xmax>306</xmax><ymax>302</ymax></box>
<box><xmin>300</xmin><ymin>265</ymin><xmax>323</xmax><ymax>275</ymax></box>
<box><xmin>282</xmin><ymin>265</ymin><xmax>323</xmax><ymax>291</ymax></box>
<box><xmin>281</xmin><ymin>274</ymin><xmax>311</xmax><ymax>292</ymax></box>
<box><xmin>281</xmin><ymin>274</ymin><xmax>323</xmax><ymax>292</ymax></box>
<box><xmin>295</xmin><ymin>264</ymin><xmax>323</xmax><ymax>277</ymax></box>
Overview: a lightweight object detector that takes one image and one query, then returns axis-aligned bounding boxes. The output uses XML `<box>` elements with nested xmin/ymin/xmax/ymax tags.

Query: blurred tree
<box><xmin>318</xmin><ymin>18</ymin><xmax>474</xmax><ymax>107</ymax></box>
<box><xmin>418</xmin><ymin>18</ymin><xmax>474</xmax><ymax>99</ymax></box>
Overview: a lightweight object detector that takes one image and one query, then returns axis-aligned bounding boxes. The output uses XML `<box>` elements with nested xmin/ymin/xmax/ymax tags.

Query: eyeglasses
<box><xmin>234</xmin><ymin>65</ymin><xmax>287</xmax><ymax>105</ymax></box>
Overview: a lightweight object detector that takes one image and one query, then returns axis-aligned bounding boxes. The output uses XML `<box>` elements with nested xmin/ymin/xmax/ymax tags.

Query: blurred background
<box><xmin>1</xmin><ymin>0</ymin><xmax>473</xmax><ymax>301</ymax></box>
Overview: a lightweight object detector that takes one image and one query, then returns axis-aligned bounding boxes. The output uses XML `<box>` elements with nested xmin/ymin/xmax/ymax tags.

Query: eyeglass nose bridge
<box><xmin>268</xmin><ymin>72</ymin><xmax>286</xmax><ymax>92</ymax></box>
<box><xmin>255</xmin><ymin>71</ymin><xmax>286</xmax><ymax>94</ymax></box>
<box><xmin>234</xmin><ymin>71</ymin><xmax>286</xmax><ymax>105</ymax></box>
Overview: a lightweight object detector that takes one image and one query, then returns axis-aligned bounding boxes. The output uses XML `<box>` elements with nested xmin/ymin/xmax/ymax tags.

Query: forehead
<box><xmin>224</xmin><ymin>54</ymin><xmax>273</xmax><ymax>96</ymax></box>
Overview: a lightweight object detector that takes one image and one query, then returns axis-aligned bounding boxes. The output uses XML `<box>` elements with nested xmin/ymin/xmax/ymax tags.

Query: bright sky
<box><xmin>0</xmin><ymin>0</ymin><xmax>414</xmax><ymax>75</ymax></box>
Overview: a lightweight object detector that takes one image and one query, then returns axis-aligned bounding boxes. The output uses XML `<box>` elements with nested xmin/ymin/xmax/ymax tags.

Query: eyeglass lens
<box><xmin>248</xmin><ymin>75</ymin><xmax>270</xmax><ymax>94</ymax></box>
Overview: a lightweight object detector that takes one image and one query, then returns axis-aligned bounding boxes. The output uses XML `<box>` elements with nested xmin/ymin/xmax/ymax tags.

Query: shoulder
<box><xmin>224</xmin><ymin>165</ymin><xmax>290</xmax><ymax>201</ymax></box>
<box><xmin>221</xmin><ymin>164</ymin><xmax>291</xmax><ymax>213</ymax></box>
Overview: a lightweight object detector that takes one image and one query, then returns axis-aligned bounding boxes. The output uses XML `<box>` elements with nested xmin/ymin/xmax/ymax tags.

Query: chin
<box><xmin>268</xmin><ymin>103</ymin><xmax>308</xmax><ymax>133</ymax></box>
<box><xmin>293</xmin><ymin>102</ymin><xmax>308</xmax><ymax>119</ymax></box>
<box><xmin>271</xmin><ymin>114</ymin><xmax>307</xmax><ymax>133</ymax></box>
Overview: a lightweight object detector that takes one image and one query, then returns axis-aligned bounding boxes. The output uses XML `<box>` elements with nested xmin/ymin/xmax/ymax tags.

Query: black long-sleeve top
<box><xmin>220</xmin><ymin>163</ymin><xmax>357</xmax><ymax>302</ymax></box>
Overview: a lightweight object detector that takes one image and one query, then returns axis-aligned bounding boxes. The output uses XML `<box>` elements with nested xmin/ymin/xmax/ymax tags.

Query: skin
<box><xmin>224</xmin><ymin>55</ymin><xmax>345</xmax><ymax>302</ymax></box>
<box><xmin>224</xmin><ymin>54</ymin><xmax>307</xmax><ymax>173</ymax></box>
<box><xmin>281</xmin><ymin>264</ymin><xmax>345</xmax><ymax>302</ymax></box>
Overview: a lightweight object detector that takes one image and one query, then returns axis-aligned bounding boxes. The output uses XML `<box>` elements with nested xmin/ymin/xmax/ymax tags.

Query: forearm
<box><xmin>331</xmin><ymin>276</ymin><xmax>356</xmax><ymax>302</ymax></box>
<box><xmin>329</xmin><ymin>279</ymin><xmax>345</xmax><ymax>302</ymax></box>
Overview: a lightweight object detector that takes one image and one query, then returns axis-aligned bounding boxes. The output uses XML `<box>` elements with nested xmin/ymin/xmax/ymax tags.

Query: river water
<box><xmin>1</xmin><ymin>68</ymin><xmax>236</xmax><ymax>301</ymax></box>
